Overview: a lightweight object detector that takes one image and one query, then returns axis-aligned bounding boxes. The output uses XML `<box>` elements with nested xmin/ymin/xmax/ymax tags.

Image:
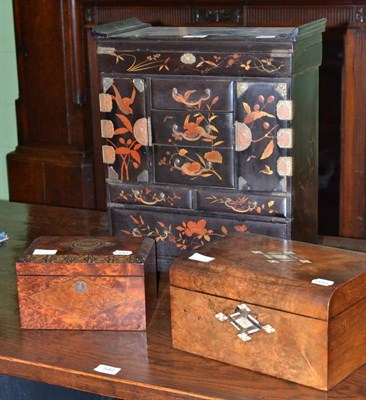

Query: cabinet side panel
<box><xmin>291</xmin><ymin>67</ymin><xmax>319</xmax><ymax>241</ymax></box>
<box><xmin>329</xmin><ymin>297</ymin><xmax>366</xmax><ymax>388</ymax></box>
<box><xmin>13</xmin><ymin>0</ymin><xmax>69</xmax><ymax>146</ymax></box>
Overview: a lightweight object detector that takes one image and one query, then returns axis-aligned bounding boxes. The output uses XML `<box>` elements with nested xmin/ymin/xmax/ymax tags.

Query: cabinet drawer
<box><xmin>109</xmin><ymin>208</ymin><xmax>288</xmax><ymax>269</ymax></box>
<box><xmin>197</xmin><ymin>189</ymin><xmax>288</xmax><ymax>217</ymax></box>
<box><xmin>154</xmin><ymin>145</ymin><xmax>234</xmax><ymax>188</ymax></box>
<box><xmin>107</xmin><ymin>181</ymin><xmax>193</xmax><ymax>209</ymax></box>
<box><xmin>97</xmin><ymin>48</ymin><xmax>291</xmax><ymax>77</ymax></box>
<box><xmin>151</xmin><ymin>79</ymin><xmax>233</xmax><ymax>111</ymax></box>
<box><xmin>151</xmin><ymin>110</ymin><xmax>234</xmax><ymax>148</ymax></box>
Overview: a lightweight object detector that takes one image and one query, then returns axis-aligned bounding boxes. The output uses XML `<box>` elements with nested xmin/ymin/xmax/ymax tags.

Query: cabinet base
<box><xmin>7</xmin><ymin>147</ymin><xmax>96</xmax><ymax>209</ymax></box>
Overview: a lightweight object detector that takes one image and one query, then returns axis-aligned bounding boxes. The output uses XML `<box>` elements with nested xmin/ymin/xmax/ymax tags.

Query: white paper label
<box><xmin>33</xmin><ymin>249</ymin><xmax>58</xmax><ymax>255</ymax></box>
<box><xmin>189</xmin><ymin>253</ymin><xmax>215</xmax><ymax>263</ymax></box>
<box><xmin>94</xmin><ymin>364</ymin><xmax>121</xmax><ymax>375</ymax></box>
<box><xmin>183</xmin><ymin>34</ymin><xmax>208</xmax><ymax>38</ymax></box>
<box><xmin>113</xmin><ymin>250</ymin><xmax>132</xmax><ymax>256</ymax></box>
<box><xmin>311</xmin><ymin>278</ymin><xmax>335</xmax><ymax>287</ymax></box>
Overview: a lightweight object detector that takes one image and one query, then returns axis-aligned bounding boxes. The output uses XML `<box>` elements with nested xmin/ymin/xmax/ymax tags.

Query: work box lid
<box><xmin>16</xmin><ymin>236</ymin><xmax>155</xmax><ymax>276</ymax></box>
<box><xmin>170</xmin><ymin>234</ymin><xmax>366</xmax><ymax>321</ymax></box>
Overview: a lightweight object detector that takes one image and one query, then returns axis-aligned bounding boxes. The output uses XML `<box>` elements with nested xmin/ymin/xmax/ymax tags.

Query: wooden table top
<box><xmin>0</xmin><ymin>200</ymin><xmax>366</xmax><ymax>400</ymax></box>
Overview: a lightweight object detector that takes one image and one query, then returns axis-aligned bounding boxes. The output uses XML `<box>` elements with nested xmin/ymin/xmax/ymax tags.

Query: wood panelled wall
<box><xmin>8</xmin><ymin>0</ymin><xmax>366</xmax><ymax>238</ymax></box>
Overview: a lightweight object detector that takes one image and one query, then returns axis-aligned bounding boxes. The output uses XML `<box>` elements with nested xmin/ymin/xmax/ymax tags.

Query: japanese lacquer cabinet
<box><xmin>94</xmin><ymin>18</ymin><xmax>325</xmax><ymax>269</ymax></box>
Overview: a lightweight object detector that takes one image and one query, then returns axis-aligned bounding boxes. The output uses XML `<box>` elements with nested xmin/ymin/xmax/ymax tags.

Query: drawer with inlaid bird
<box><xmin>151</xmin><ymin>78</ymin><xmax>234</xmax><ymax>112</ymax></box>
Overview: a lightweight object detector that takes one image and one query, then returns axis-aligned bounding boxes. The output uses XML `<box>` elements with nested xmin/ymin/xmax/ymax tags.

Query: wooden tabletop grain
<box><xmin>0</xmin><ymin>200</ymin><xmax>365</xmax><ymax>400</ymax></box>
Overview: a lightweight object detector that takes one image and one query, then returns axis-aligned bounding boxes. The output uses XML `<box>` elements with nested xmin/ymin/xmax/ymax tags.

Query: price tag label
<box><xmin>113</xmin><ymin>250</ymin><xmax>132</xmax><ymax>255</ymax></box>
<box><xmin>183</xmin><ymin>34</ymin><xmax>208</xmax><ymax>38</ymax></box>
<box><xmin>189</xmin><ymin>253</ymin><xmax>215</xmax><ymax>263</ymax></box>
<box><xmin>94</xmin><ymin>364</ymin><xmax>121</xmax><ymax>375</ymax></box>
<box><xmin>311</xmin><ymin>278</ymin><xmax>334</xmax><ymax>287</ymax></box>
<box><xmin>33</xmin><ymin>249</ymin><xmax>58</xmax><ymax>255</ymax></box>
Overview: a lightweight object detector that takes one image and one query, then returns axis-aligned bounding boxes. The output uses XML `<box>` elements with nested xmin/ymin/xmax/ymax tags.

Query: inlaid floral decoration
<box><xmin>121</xmin><ymin>215</ymin><xmax>247</xmax><ymax>251</ymax></box>
<box><xmin>101</xmin><ymin>49</ymin><xmax>284</xmax><ymax>75</ymax></box>
<box><xmin>104</xmin><ymin>84</ymin><xmax>146</xmax><ymax>180</ymax></box>
<box><xmin>236</xmin><ymin>94</ymin><xmax>279</xmax><ymax>176</ymax></box>
<box><xmin>194</xmin><ymin>53</ymin><xmax>284</xmax><ymax>74</ymax></box>
<box><xmin>206</xmin><ymin>195</ymin><xmax>278</xmax><ymax>214</ymax></box>
<box><xmin>158</xmin><ymin>89</ymin><xmax>224</xmax><ymax>181</ymax></box>
<box><xmin>105</xmin><ymin>50</ymin><xmax>170</xmax><ymax>72</ymax></box>
<box><xmin>116</xmin><ymin>188</ymin><xmax>181</xmax><ymax>207</ymax></box>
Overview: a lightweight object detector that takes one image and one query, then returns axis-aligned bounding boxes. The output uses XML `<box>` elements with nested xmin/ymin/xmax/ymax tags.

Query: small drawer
<box><xmin>153</xmin><ymin>145</ymin><xmax>235</xmax><ymax>188</ymax></box>
<box><xmin>109</xmin><ymin>208</ymin><xmax>288</xmax><ymax>269</ymax></box>
<box><xmin>196</xmin><ymin>189</ymin><xmax>288</xmax><ymax>217</ymax></box>
<box><xmin>151</xmin><ymin>110</ymin><xmax>234</xmax><ymax>148</ymax></box>
<box><xmin>97</xmin><ymin>48</ymin><xmax>291</xmax><ymax>77</ymax></box>
<box><xmin>107</xmin><ymin>181</ymin><xmax>193</xmax><ymax>209</ymax></box>
<box><xmin>151</xmin><ymin>79</ymin><xmax>233</xmax><ymax>111</ymax></box>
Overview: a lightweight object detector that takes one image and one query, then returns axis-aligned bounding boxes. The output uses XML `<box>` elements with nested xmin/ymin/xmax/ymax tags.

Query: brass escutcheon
<box><xmin>74</xmin><ymin>280</ymin><xmax>88</xmax><ymax>293</ymax></box>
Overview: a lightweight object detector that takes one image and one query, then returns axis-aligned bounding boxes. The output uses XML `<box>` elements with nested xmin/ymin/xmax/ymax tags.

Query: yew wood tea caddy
<box><xmin>16</xmin><ymin>236</ymin><xmax>157</xmax><ymax>330</ymax></box>
<box><xmin>170</xmin><ymin>233</ymin><xmax>366</xmax><ymax>390</ymax></box>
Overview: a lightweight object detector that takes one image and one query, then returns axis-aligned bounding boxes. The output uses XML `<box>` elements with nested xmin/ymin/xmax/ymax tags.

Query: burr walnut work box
<box><xmin>16</xmin><ymin>236</ymin><xmax>157</xmax><ymax>330</ymax></box>
<box><xmin>170</xmin><ymin>234</ymin><xmax>366</xmax><ymax>391</ymax></box>
<box><xmin>94</xmin><ymin>18</ymin><xmax>326</xmax><ymax>270</ymax></box>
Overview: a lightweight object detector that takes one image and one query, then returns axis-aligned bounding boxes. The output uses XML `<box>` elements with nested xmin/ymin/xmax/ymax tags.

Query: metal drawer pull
<box><xmin>171</xmin><ymin>88</ymin><xmax>211</xmax><ymax>108</ymax></box>
<box><xmin>131</xmin><ymin>189</ymin><xmax>166</xmax><ymax>205</ymax></box>
<box><xmin>215</xmin><ymin>303</ymin><xmax>275</xmax><ymax>341</ymax></box>
<box><xmin>171</xmin><ymin>123</ymin><xmax>214</xmax><ymax>142</ymax></box>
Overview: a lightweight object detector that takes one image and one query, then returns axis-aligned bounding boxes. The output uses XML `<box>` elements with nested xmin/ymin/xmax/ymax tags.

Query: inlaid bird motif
<box><xmin>111</xmin><ymin>84</ymin><xmax>136</xmax><ymax>115</ymax></box>
<box><xmin>172</xmin><ymin>114</ymin><xmax>217</xmax><ymax>141</ymax></box>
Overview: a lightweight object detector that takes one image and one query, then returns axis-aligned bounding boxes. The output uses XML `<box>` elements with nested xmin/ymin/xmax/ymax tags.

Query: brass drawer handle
<box><xmin>171</xmin><ymin>88</ymin><xmax>211</xmax><ymax>108</ymax></box>
<box><xmin>131</xmin><ymin>189</ymin><xmax>166</xmax><ymax>205</ymax></box>
<box><xmin>215</xmin><ymin>303</ymin><xmax>275</xmax><ymax>342</ymax></box>
<box><xmin>172</xmin><ymin>123</ymin><xmax>211</xmax><ymax>142</ymax></box>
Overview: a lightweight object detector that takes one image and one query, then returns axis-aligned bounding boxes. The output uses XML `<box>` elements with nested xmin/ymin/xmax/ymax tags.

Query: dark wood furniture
<box><xmin>94</xmin><ymin>19</ymin><xmax>325</xmax><ymax>269</ymax></box>
<box><xmin>1</xmin><ymin>200</ymin><xmax>366</xmax><ymax>399</ymax></box>
<box><xmin>7</xmin><ymin>1</ymin><xmax>366</xmax><ymax>239</ymax></box>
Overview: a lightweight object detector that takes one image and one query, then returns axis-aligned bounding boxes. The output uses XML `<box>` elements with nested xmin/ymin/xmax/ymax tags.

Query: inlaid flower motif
<box><xmin>181</xmin><ymin>162</ymin><xmax>202</xmax><ymax>176</ymax></box>
<box><xmin>122</xmin><ymin>216</ymin><xmax>248</xmax><ymax>251</ymax></box>
<box><xmin>180</xmin><ymin>53</ymin><xmax>196</xmax><ymax>65</ymax></box>
<box><xmin>183</xmin><ymin>219</ymin><xmax>213</xmax><ymax>238</ymax></box>
<box><xmin>204</xmin><ymin>150</ymin><xmax>222</xmax><ymax>164</ymax></box>
<box><xmin>234</xmin><ymin>225</ymin><xmax>248</xmax><ymax>232</ymax></box>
